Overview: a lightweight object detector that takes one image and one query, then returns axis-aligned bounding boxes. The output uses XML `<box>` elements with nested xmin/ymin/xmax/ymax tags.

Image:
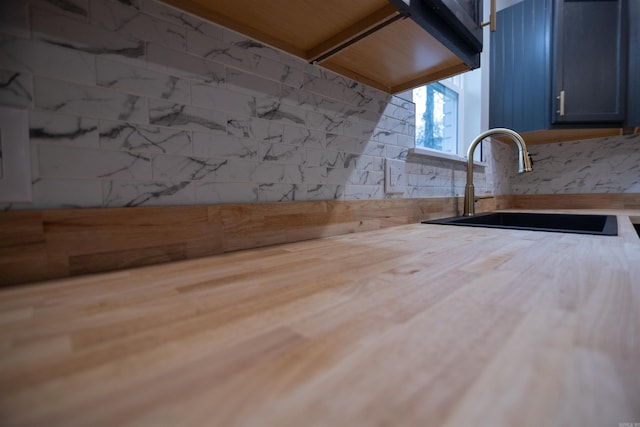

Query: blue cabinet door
<box><xmin>489</xmin><ymin>0</ymin><xmax>552</xmax><ymax>131</ymax></box>
<box><xmin>490</xmin><ymin>0</ymin><xmax>633</xmax><ymax>130</ymax></box>
<box><xmin>552</xmin><ymin>0</ymin><xmax>627</xmax><ymax>124</ymax></box>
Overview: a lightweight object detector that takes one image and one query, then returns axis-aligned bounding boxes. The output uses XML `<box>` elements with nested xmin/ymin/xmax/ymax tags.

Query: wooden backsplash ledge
<box><xmin>1</xmin><ymin>197</ymin><xmax>498</xmax><ymax>287</ymax></box>
<box><xmin>496</xmin><ymin>193</ymin><xmax>640</xmax><ymax>210</ymax></box>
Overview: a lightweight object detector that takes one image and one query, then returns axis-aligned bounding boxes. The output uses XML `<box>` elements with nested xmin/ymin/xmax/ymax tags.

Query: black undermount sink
<box><xmin>423</xmin><ymin>212</ymin><xmax>618</xmax><ymax>236</ymax></box>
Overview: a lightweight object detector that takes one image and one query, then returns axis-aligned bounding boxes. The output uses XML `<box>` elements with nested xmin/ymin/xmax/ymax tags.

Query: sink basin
<box><xmin>423</xmin><ymin>212</ymin><xmax>618</xmax><ymax>236</ymax></box>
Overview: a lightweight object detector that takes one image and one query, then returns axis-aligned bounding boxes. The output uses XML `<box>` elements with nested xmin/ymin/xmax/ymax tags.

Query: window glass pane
<box><xmin>414</xmin><ymin>82</ymin><xmax>459</xmax><ymax>155</ymax></box>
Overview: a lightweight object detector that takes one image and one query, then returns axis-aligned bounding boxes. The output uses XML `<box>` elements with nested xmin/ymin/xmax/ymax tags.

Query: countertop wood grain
<box><xmin>1</xmin><ymin>209</ymin><xmax>639</xmax><ymax>427</ymax></box>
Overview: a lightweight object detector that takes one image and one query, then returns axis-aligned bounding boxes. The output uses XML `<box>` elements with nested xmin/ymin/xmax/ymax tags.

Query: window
<box><xmin>412</xmin><ymin>71</ymin><xmax>482</xmax><ymax>162</ymax></box>
<box><xmin>415</xmin><ymin>81</ymin><xmax>459</xmax><ymax>154</ymax></box>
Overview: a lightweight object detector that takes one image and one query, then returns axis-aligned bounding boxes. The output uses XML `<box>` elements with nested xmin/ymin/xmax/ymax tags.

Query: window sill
<box><xmin>408</xmin><ymin>147</ymin><xmax>487</xmax><ymax>167</ymax></box>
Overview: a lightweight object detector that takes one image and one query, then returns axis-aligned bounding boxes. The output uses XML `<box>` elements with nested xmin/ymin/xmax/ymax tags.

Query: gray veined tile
<box><xmin>0</xmin><ymin>70</ymin><xmax>33</xmax><ymax>108</ymax></box>
<box><xmin>260</xmin><ymin>142</ymin><xmax>305</xmax><ymax>165</ymax></box>
<box><xmin>305</xmin><ymin>110</ymin><xmax>344</xmax><ymax>134</ymax></box>
<box><xmin>258</xmin><ymin>183</ymin><xmax>306</xmax><ymax>202</ymax></box>
<box><xmin>31</xmin><ymin>0</ymin><xmax>89</xmax><ymax>21</ymax></box>
<box><xmin>251</xmin><ymin>163</ymin><xmax>303</xmax><ymax>185</ymax></box>
<box><xmin>91</xmin><ymin>0</ymin><xmax>187</xmax><ymax>51</ymax></box>
<box><xmin>103</xmin><ymin>180</ymin><xmax>194</xmax><ymax>207</ymax></box>
<box><xmin>347</xmin><ymin>170</ymin><xmax>384</xmax><ymax>186</ymax></box>
<box><xmin>31</xmin><ymin>8</ymin><xmax>145</xmax><ymax>64</ymax></box>
<box><xmin>152</xmin><ymin>154</ymin><xmax>252</xmax><ymax>182</ymax></box>
<box><xmin>325</xmin><ymin>134</ymin><xmax>361</xmax><ymax>154</ymax></box>
<box><xmin>343</xmin><ymin>184</ymin><xmax>382</xmax><ymax>200</ymax></box>
<box><xmin>149</xmin><ymin>100</ymin><xmax>226</xmax><ymax>133</ymax></box>
<box><xmin>253</xmin><ymin>98</ymin><xmax>306</xmax><ymax>125</ymax></box>
<box><xmin>143</xmin><ymin>0</ymin><xmax>223</xmax><ymax>39</ymax></box>
<box><xmin>34</xmin><ymin>77</ymin><xmax>148</xmax><ymax>123</ymax></box>
<box><xmin>306</xmin><ymin>149</ymin><xmax>347</xmax><ymax>169</ymax></box>
<box><xmin>29</xmin><ymin>110</ymin><xmax>99</xmax><ymax>147</ymax></box>
<box><xmin>343</xmin><ymin>119</ymin><xmax>375</xmax><ymax>140</ymax></box>
<box><xmin>153</xmin><ymin>155</ymin><xmax>229</xmax><ymax>181</ymax></box>
<box><xmin>195</xmin><ymin>182</ymin><xmax>258</xmax><ymax>204</ymax></box>
<box><xmin>282</xmin><ymin>125</ymin><xmax>324</xmax><ymax>149</ymax></box>
<box><xmin>0</xmin><ymin>37</ymin><xmax>97</xmax><ymax>86</ymax></box>
<box><xmin>99</xmin><ymin>120</ymin><xmax>192</xmax><ymax>154</ymax></box>
<box><xmin>38</xmin><ymin>144</ymin><xmax>151</xmax><ymax>179</ymax></box>
<box><xmin>29</xmin><ymin>178</ymin><xmax>103</xmax><ymax>209</ymax></box>
<box><xmin>147</xmin><ymin>43</ymin><xmax>225</xmax><ymax>85</ymax></box>
<box><xmin>192</xmin><ymin>133</ymin><xmax>258</xmax><ymax>160</ymax></box>
<box><xmin>188</xmin><ymin>32</ymin><xmax>304</xmax><ymax>88</ymax></box>
<box><xmin>225</xmin><ymin>68</ymin><xmax>281</xmax><ymax>98</ymax></box>
<box><xmin>227</xmin><ymin>116</ymin><xmax>283</xmax><ymax>142</ymax></box>
<box><xmin>306</xmin><ymin>184</ymin><xmax>344</xmax><ymax>201</ymax></box>
<box><xmin>0</xmin><ymin>0</ymin><xmax>30</xmax><ymax>38</ymax></box>
<box><xmin>96</xmin><ymin>58</ymin><xmax>189</xmax><ymax>103</ymax></box>
<box><xmin>191</xmin><ymin>82</ymin><xmax>254</xmax><ymax>117</ymax></box>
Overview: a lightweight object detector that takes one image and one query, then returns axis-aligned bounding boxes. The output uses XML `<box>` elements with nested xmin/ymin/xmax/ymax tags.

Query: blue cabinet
<box><xmin>490</xmin><ymin>0</ymin><xmax>637</xmax><ymax>132</ymax></box>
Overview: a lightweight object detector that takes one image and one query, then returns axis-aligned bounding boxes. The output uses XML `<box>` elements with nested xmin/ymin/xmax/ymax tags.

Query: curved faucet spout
<box><xmin>464</xmin><ymin>128</ymin><xmax>533</xmax><ymax>216</ymax></box>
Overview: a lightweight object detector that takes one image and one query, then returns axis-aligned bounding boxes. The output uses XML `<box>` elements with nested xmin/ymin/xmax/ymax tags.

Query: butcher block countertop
<box><xmin>1</xmin><ymin>209</ymin><xmax>639</xmax><ymax>427</ymax></box>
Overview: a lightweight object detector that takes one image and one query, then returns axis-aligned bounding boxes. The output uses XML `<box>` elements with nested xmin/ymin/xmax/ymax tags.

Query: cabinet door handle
<box><xmin>557</xmin><ymin>90</ymin><xmax>565</xmax><ymax>116</ymax></box>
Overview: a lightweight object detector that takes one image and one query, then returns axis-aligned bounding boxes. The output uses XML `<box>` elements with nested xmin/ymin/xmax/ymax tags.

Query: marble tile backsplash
<box><xmin>492</xmin><ymin>133</ymin><xmax>640</xmax><ymax>194</ymax></box>
<box><xmin>0</xmin><ymin>0</ymin><xmax>489</xmax><ymax>209</ymax></box>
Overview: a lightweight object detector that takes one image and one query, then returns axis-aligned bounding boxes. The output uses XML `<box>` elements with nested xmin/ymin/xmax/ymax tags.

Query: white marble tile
<box><xmin>149</xmin><ymin>100</ymin><xmax>226</xmax><ymax>133</ymax></box>
<box><xmin>38</xmin><ymin>144</ymin><xmax>152</xmax><ymax>179</ymax></box>
<box><xmin>147</xmin><ymin>42</ymin><xmax>225</xmax><ymax>84</ymax></box>
<box><xmin>30</xmin><ymin>110</ymin><xmax>99</xmax><ymax>147</ymax></box>
<box><xmin>97</xmin><ymin>58</ymin><xmax>189</xmax><ymax>103</ymax></box>
<box><xmin>227</xmin><ymin>116</ymin><xmax>283</xmax><ymax>142</ymax></box>
<box><xmin>506</xmin><ymin>135</ymin><xmax>640</xmax><ymax>194</ymax></box>
<box><xmin>306</xmin><ymin>184</ymin><xmax>344</xmax><ymax>201</ymax></box>
<box><xmin>282</xmin><ymin>125</ymin><xmax>324</xmax><ymax>149</ymax></box>
<box><xmin>103</xmin><ymin>179</ymin><xmax>194</xmax><ymax>207</ymax></box>
<box><xmin>253</xmin><ymin>97</ymin><xmax>306</xmax><ymax>125</ymax></box>
<box><xmin>347</xmin><ymin>170</ymin><xmax>384</xmax><ymax>186</ymax></box>
<box><xmin>31</xmin><ymin>7</ymin><xmax>146</xmax><ymax>64</ymax></box>
<box><xmin>382</xmin><ymin>102</ymin><xmax>415</xmax><ymax>123</ymax></box>
<box><xmin>260</xmin><ymin>142</ymin><xmax>305</xmax><ymax>165</ymax></box>
<box><xmin>191</xmin><ymin>82</ymin><xmax>254</xmax><ymax>116</ymax></box>
<box><xmin>397</xmin><ymin>134</ymin><xmax>414</xmax><ymax>148</ymax></box>
<box><xmin>258</xmin><ymin>183</ymin><xmax>305</xmax><ymax>202</ymax></box>
<box><xmin>34</xmin><ymin>77</ymin><xmax>147</xmax><ymax>123</ymax></box>
<box><xmin>223</xmin><ymin>31</ymin><xmax>307</xmax><ymax>71</ymax></box>
<box><xmin>31</xmin><ymin>0</ymin><xmax>89</xmax><ymax>21</ymax></box>
<box><xmin>192</xmin><ymin>132</ymin><xmax>258</xmax><ymax>160</ymax></box>
<box><xmin>153</xmin><ymin>154</ymin><xmax>254</xmax><ymax>182</ymax></box>
<box><xmin>343</xmin><ymin>184</ymin><xmax>382</xmax><ymax>200</ymax></box>
<box><xmin>0</xmin><ymin>70</ymin><xmax>33</xmax><ymax>108</ymax></box>
<box><xmin>387</xmin><ymin>145</ymin><xmax>409</xmax><ymax>160</ymax></box>
<box><xmin>303</xmin><ymin>70</ymin><xmax>387</xmax><ymax>110</ymax></box>
<box><xmin>0</xmin><ymin>37</ymin><xmax>96</xmax><ymax>86</ymax></box>
<box><xmin>143</xmin><ymin>0</ymin><xmax>223</xmax><ymax>39</ymax></box>
<box><xmin>306</xmin><ymin>148</ymin><xmax>346</xmax><ymax>169</ymax></box>
<box><xmin>372</xmin><ymin>128</ymin><xmax>397</xmax><ymax>145</ymax></box>
<box><xmin>225</xmin><ymin>68</ymin><xmax>281</xmax><ymax>98</ymax></box>
<box><xmin>324</xmin><ymin>134</ymin><xmax>362</xmax><ymax>154</ymax></box>
<box><xmin>343</xmin><ymin>119</ymin><xmax>375</xmax><ymax>140</ymax></box>
<box><xmin>305</xmin><ymin>110</ymin><xmax>344</xmax><ymax>134</ymax></box>
<box><xmin>251</xmin><ymin>163</ymin><xmax>303</xmax><ymax>184</ymax></box>
<box><xmin>362</xmin><ymin>141</ymin><xmax>386</xmax><ymax>157</ymax></box>
<box><xmin>355</xmin><ymin>155</ymin><xmax>383</xmax><ymax>172</ymax></box>
<box><xmin>90</xmin><ymin>0</ymin><xmax>187</xmax><ymax>50</ymax></box>
<box><xmin>99</xmin><ymin>120</ymin><xmax>192</xmax><ymax>154</ymax></box>
<box><xmin>188</xmin><ymin>31</ymin><xmax>304</xmax><ymax>88</ymax></box>
<box><xmin>194</xmin><ymin>181</ymin><xmax>258</xmax><ymax>204</ymax></box>
<box><xmin>29</xmin><ymin>178</ymin><xmax>103</xmax><ymax>208</ymax></box>
<box><xmin>117</xmin><ymin>0</ymin><xmax>142</xmax><ymax>10</ymax></box>
<box><xmin>0</xmin><ymin>0</ymin><xmax>30</xmax><ymax>38</ymax></box>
